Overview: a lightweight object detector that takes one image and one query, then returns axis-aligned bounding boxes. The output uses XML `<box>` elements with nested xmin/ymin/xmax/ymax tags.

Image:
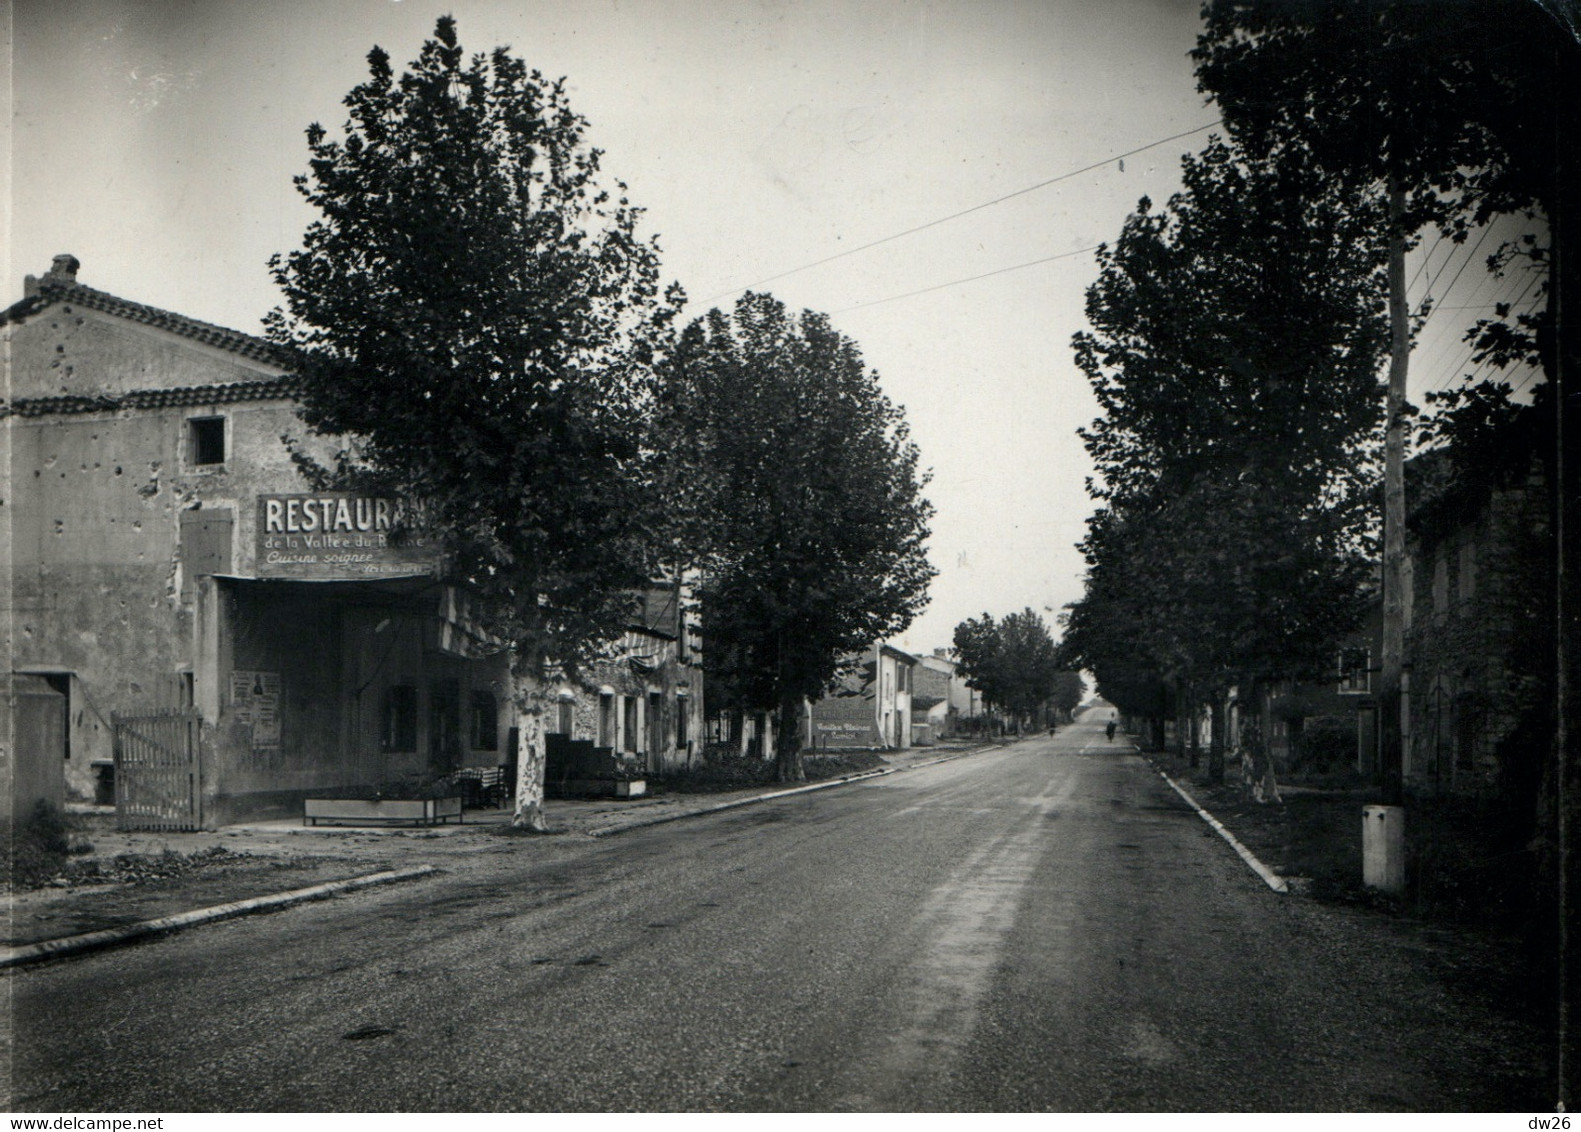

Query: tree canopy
<box><xmin>1062</xmin><ymin>138</ymin><xmax>1388</xmax><ymax>710</ymax></box>
<box><xmin>268</xmin><ymin>17</ymin><xmax>684</xmax><ymax>672</ymax></box>
<box><xmin>952</xmin><ymin>609</ymin><xmax>1068</xmax><ymax>729</ymax></box>
<box><xmin>662</xmin><ymin>292</ymin><xmax>935</xmax><ymax>781</ymax></box>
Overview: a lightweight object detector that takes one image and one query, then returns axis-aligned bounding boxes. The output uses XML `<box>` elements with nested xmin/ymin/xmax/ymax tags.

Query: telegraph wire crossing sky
<box><xmin>700</xmin><ymin>117</ymin><xmax>1222</xmax><ymax>306</ymax></box>
<box><xmin>7</xmin><ymin>0</ymin><xmax>1533</xmax><ymax>655</ymax></box>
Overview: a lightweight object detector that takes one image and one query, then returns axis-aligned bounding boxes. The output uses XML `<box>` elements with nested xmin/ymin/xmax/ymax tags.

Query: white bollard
<box><xmin>1362</xmin><ymin>804</ymin><xmax>1405</xmax><ymax>894</ymax></box>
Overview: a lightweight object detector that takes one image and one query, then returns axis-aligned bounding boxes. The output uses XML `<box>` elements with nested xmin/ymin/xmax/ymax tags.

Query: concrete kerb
<box><xmin>587</xmin><ymin>744</ymin><xmax>991</xmax><ymax>838</ymax></box>
<box><xmin>0</xmin><ymin>865</ymin><xmax>439</xmax><ymax>970</ymax></box>
<box><xmin>1155</xmin><ymin>768</ymin><xmax>1289</xmax><ymax>894</ymax></box>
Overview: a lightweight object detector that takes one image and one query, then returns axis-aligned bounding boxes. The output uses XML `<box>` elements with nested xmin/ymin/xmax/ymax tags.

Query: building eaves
<box><xmin>3</xmin><ymin>376</ymin><xmax>302</xmax><ymax>419</ymax></box>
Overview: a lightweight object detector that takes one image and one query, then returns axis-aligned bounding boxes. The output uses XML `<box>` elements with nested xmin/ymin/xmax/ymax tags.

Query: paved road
<box><xmin>6</xmin><ymin>717</ymin><xmax>1544</xmax><ymax>1111</ymax></box>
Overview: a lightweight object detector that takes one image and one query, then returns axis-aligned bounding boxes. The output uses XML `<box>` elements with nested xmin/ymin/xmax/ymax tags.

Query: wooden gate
<box><xmin>113</xmin><ymin>709</ymin><xmax>204</xmax><ymax>831</ymax></box>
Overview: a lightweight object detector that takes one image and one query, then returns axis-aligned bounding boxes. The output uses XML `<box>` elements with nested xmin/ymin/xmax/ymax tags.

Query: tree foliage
<box><xmin>952</xmin><ymin>609</ymin><xmax>1069</xmax><ymax>728</ymax></box>
<box><xmin>662</xmin><ymin>292</ymin><xmax>935</xmax><ymax>782</ymax></box>
<box><xmin>1074</xmin><ymin>139</ymin><xmax>1388</xmax><ymax>518</ymax></box>
<box><xmin>1193</xmin><ymin>0</ymin><xmax>1574</xmax><ymax>482</ymax></box>
<box><xmin>1051</xmin><ymin>671</ymin><xmax>1086</xmax><ymax>720</ymax></box>
<box><xmin>1062</xmin><ymin>138</ymin><xmax>1388</xmax><ymax>709</ymax></box>
<box><xmin>267</xmin><ymin>17</ymin><xmax>683</xmax><ymax>671</ymax></box>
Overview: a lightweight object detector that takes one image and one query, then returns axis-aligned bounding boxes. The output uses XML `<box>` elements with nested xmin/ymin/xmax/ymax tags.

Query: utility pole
<box><xmin>1379</xmin><ymin>182</ymin><xmax>1409</xmax><ymax>807</ymax></box>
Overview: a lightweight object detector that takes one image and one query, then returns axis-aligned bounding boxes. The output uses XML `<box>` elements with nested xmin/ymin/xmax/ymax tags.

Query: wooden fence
<box><xmin>113</xmin><ymin>709</ymin><xmax>204</xmax><ymax>831</ymax></box>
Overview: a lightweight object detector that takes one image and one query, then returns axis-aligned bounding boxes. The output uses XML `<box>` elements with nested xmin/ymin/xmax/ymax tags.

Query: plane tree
<box><xmin>660</xmin><ymin>292</ymin><xmax>935</xmax><ymax>783</ymax></box>
<box><xmin>267</xmin><ymin>18</ymin><xmax>684</xmax><ymax>829</ymax></box>
<box><xmin>1062</xmin><ymin>138</ymin><xmax>1388</xmax><ymax>783</ymax></box>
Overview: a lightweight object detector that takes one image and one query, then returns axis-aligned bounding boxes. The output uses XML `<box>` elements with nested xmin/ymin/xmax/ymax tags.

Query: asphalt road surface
<box><xmin>5</xmin><ymin>717</ymin><xmax>1545</xmax><ymax>1111</ymax></box>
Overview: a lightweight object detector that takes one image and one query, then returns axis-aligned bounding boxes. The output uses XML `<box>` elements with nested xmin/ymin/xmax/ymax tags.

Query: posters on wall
<box><xmin>230</xmin><ymin>669</ymin><xmax>282</xmax><ymax>748</ymax></box>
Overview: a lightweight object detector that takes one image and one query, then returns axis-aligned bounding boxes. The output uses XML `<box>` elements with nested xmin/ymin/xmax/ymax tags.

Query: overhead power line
<box><xmin>699</xmin><ymin>119</ymin><xmax>1222</xmax><ymax>306</ymax></box>
<box><xmin>1427</xmin><ymin>269</ymin><xmax>1543</xmax><ymax>392</ymax></box>
<box><xmin>830</xmin><ymin>244</ymin><xmax>1104</xmax><ymax>314</ymax></box>
<box><xmin>1422</xmin><ymin>222</ymin><xmax>1497</xmax><ymax>305</ymax></box>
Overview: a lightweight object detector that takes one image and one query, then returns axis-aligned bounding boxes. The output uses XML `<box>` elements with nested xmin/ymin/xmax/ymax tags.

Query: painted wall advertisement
<box><xmin>255</xmin><ymin>493</ymin><xmax>440</xmax><ymax>580</ymax></box>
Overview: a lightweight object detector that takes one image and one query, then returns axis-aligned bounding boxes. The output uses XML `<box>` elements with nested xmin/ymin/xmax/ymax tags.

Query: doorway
<box><xmin>429</xmin><ymin>679</ymin><xmax>462</xmax><ymax>774</ymax></box>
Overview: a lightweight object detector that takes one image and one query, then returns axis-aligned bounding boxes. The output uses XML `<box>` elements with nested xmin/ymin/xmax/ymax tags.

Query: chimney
<box><xmin>45</xmin><ymin>254</ymin><xmax>81</xmax><ymax>286</ymax></box>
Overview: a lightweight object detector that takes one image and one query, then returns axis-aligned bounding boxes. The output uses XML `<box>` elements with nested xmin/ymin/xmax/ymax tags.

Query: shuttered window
<box><xmin>179</xmin><ymin>509</ymin><xmax>233</xmax><ymax>601</ymax></box>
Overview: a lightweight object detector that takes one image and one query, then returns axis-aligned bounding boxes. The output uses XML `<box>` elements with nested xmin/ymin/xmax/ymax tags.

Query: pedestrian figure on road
<box><xmin>1106</xmin><ymin>720</ymin><xmax>1117</xmax><ymax>741</ymax></box>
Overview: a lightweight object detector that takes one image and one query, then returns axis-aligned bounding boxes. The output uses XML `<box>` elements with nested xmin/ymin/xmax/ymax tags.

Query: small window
<box><xmin>556</xmin><ymin>698</ymin><xmax>575</xmax><ymax>737</ymax></box>
<box><xmin>1458</xmin><ymin>539</ymin><xmax>1477</xmax><ymax>602</ymax></box>
<box><xmin>382</xmin><ymin>684</ymin><xmax>417</xmax><ymax>752</ymax></box>
<box><xmin>676</xmin><ymin>695</ymin><xmax>689</xmax><ymax>746</ymax></box>
<box><xmin>1338</xmin><ymin>647</ymin><xmax>1371</xmax><ymax>695</ymax></box>
<box><xmin>190</xmin><ymin>416</ymin><xmax>226</xmax><ymax>466</ymax></box>
<box><xmin>598</xmin><ymin>693</ymin><xmax>615</xmax><ymax>748</ymax></box>
<box><xmin>470</xmin><ymin>690</ymin><xmax>498</xmax><ymax>751</ymax></box>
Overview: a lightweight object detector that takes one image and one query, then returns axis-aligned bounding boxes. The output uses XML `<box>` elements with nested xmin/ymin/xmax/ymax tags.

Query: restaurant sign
<box><xmin>255</xmin><ymin>493</ymin><xmax>440</xmax><ymax>580</ymax></box>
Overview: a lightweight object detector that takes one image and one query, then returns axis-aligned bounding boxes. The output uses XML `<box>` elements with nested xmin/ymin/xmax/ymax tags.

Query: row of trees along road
<box><xmin>266</xmin><ymin>19</ymin><xmax>935</xmax><ymax>821</ymax></box>
<box><xmin>1058</xmin><ymin>135</ymin><xmax>1390</xmax><ymax>789</ymax></box>
<box><xmin>1196</xmin><ymin>1</ymin><xmax>1579</xmax><ymax>1106</ymax></box>
<box><xmin>952</xmin><ymin>609</ymin><xmax>1083</xmax><ymax>733</ymax></box>
<box><xmin>1061</xmin><ymin>1</ymin><xmax>1577</xmax><ymax>1102</ymax></box>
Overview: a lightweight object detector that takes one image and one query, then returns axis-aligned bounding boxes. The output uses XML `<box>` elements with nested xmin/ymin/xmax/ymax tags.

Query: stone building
<box><xmin>805</xmin><ymin>643</ymin><xmax>917</xmax><ymax>750</ymax></box>
<box><xmin>1402</xmin><ymin>431</ymin><xmax>1550</xmax><ymax>796</ymax></box>
<box><xmin>3</xmin><ymin>257</ymin><xmax>512</xmax><ymax>826</ymax></box>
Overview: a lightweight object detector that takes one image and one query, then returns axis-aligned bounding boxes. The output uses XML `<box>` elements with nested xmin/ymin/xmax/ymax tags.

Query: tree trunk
<box><xmin>1208</xmin><ymin>695</ymin><xmax>1226</xmax><ymax>785</ymax></box>
<box><xmin>1187</xmin><ymin>688</ymin><xmax>1201</xmax><ymax>769</ymax></box>
<box><xmin>1240</xmin><ymin>685</ymin><xmax>1282</xmax><ymax>804</ymax></box>
<box><xmin>774</xmin><ymin>693</ymin><xmax>805</xmax><ymax>783</ymax></box>
<box><xmin>510</xmin><ymin>678</ymin><xmax>549</xmax><ymax>831</ymax></box>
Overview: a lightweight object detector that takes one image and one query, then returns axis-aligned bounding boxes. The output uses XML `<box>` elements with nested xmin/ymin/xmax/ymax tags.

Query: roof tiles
<box><xmin>2</xmin><ymin>280</ymin><xmax>289</xmax><ymax>367</ymax></box>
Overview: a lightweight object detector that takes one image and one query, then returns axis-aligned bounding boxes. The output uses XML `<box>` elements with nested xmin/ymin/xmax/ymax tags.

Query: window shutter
<box><xmin>180</xmin><ymin>509</ymin><xmax>234</xmax><ymax>601</ymax></box>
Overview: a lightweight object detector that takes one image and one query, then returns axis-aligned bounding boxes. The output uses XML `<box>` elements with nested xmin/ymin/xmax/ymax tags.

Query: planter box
<box><xmin>303</xmin><ymin>796</ymin><xmax>463</xmax><ymax>827</ymax></box>
<box><xmin>560</xmin><ymin>778</ymin><xmax>647</xmax><ymax>799</ymax></box>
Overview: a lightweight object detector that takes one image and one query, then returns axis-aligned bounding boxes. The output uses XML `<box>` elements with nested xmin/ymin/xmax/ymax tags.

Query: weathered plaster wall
<box><xmin>580</xmin><ymin>647</ymin><xmax>704</xmax><ymax>772</ymax></box>
<box><xmin>7</xmin><ymin>310</ymin><xmax>315</xmax><ymax>799</ymax></box>
<box><xmin>10</xmin><ymin>303</ymin><xmax>278</xmax><ymax>400</ymax></box>
<box><xmin>1406</xmin><ymin>471</ymin><xmax>1550</xmax><ymax>794</ymax></box>
<box><xmin>809</xmin><ymin>693</ymin><xmax>880</xmax><ymax>749</ymax></box>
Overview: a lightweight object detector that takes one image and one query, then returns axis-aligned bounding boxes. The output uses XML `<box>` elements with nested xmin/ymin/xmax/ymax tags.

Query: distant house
<box><xmin>560</xmin><ymin>581</ymin><xmax>704</xmax><ymax>775</ymax></box>
<box><xmin>805</xmin><ymin>643</ymin><xmax>918</xmax><ymax>750</ymax></box>
<box><xmin>913</xmin><ymin>650</ymin><xmax>973</xmax><ymax>743</ymax></box>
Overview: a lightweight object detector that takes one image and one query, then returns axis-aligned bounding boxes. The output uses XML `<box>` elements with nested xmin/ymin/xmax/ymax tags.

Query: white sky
<box><xmin>5</xmin><ymin>0</ymin><xmax>1538</xmax><ymax>656</ymax></box>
